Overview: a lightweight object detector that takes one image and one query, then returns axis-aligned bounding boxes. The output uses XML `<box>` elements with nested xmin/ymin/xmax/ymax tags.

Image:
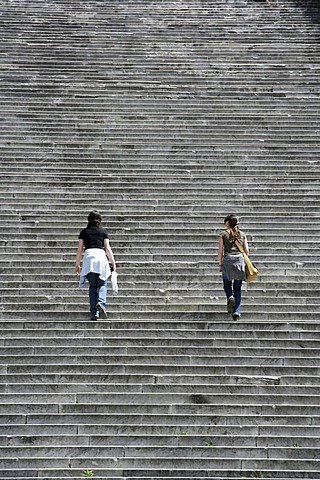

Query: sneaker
<box><xmin>91</xmin><ymin>315</ymin><xmax>98</xmax><ymax>321</ymax></box>
<box><xmin>233</xmin><ymin>313</ymin><xmax>240</xmax><ymax>321</ymax></box>
<box><xmin>227</xmin><ymin>296</ymin><xmax>235</xmax><ymax>314</ymax></box>
<box><xmin>96</xmin><ymin>303</ymin><xmax>107</xmax><ymax>319</ymax></box>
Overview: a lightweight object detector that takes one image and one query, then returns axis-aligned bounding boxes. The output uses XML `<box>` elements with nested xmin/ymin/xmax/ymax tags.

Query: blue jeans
<box><xmin>86</xmin><ymin>272</ymin><xmax>107</xmax><ymax>316</ymax></box>
<box><xmin>223</xmin><ymin>276</ymin><xmax>242</xmax><ymax>316</ymax></box>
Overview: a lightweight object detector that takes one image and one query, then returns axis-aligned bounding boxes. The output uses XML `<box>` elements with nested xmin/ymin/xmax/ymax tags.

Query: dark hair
<box><xmin>87</xmin><ymin>210</ymin><xmax>102</xmax><ymax>229</ymax></box>
<box><xmin>224</xmin><ymin>214</ymin><xmax>239</xmax><ymax>229</ymax></box>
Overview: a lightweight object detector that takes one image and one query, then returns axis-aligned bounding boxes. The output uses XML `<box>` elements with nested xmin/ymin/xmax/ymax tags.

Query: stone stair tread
<box><xmin>1</xmin><ymin>346</ymin><xmax>320</xmax><ymax>356</ymax></box>
<box><xmin>4</xmin><ymin>383</ymin><xmax>320</xmax><ymax>394</ymax></box>
<box><xmin>1</xmin><ymin>433</ymin><xmax>318</xmax><ymax>448</ymax></box>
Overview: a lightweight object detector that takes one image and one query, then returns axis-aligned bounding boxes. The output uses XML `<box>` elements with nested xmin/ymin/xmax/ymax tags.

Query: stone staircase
<box><xmin>0</xmin><ymin>0</ymin><xmax>320</xmax><ymax>478</ymax></box>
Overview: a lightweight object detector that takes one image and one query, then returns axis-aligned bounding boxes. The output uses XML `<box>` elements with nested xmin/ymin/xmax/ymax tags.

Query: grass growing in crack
<box><xmin>82</xmin><ymin>470</ymin><xmax>94</xmax><ymax>477</ymax></box>
<box><xmin>205</xmin><ymin>440</ymin><xmax>215</xmax><ymax>446</ymax></box>
<box><xmin>250</xmin><ymin>471</ymin><xmax>264</xmax><ymax>479</ymax></box>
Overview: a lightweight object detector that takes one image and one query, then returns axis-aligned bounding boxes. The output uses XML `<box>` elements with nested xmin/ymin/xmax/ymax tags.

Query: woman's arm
<box><xmin>75</xmin><ymin>239</ymin><xmax>84</xmax><ymax>275</ymax></box>
<box><xmin>104</xmin><ymin>238</ymin><xmax>116</xmax><ymax>271</ymax></box>
<box><xmin>218</xmin><ymin>236</ymin><xmax>223</xmax><ymax>272</ymax></box>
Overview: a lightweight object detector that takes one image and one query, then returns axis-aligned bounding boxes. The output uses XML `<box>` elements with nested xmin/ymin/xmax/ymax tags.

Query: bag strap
<box><xmin>234</xmin><ymin>238</ymin><xmax>245</xmax><ymax>254</ymax></box>
<box><xmin>227</xmin><ymin>228</ymin><xmax>245</xmax><ymax>255</ymax></box>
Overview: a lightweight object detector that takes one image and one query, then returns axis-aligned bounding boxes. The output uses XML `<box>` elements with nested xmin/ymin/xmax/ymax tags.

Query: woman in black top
<box><xmin>75</xmin><ymin>210</ymin><xmax>116</xmax><ymax>320</ymax></box>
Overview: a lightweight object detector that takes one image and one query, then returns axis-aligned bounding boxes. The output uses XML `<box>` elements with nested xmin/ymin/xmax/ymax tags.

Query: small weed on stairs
<box><xmin>82</xmin><ymin>470</ymin><xmax>94</xmax><ymax>477</ymax></box>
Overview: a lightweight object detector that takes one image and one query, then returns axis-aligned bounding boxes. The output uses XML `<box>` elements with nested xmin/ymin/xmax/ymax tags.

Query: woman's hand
<box><xmin>75</xmin><ymin>240</ymin><xmax>84</xmax><ymax>276</ymax></box>
<box><xmin>104</xmin><ymin>239</ymin><xmax>116</xmax><ymax>272</ymax></box>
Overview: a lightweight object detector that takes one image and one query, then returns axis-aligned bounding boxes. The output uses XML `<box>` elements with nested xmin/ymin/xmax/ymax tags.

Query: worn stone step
<box><xmin>3</xmin><ymin>329</ymin><xmax>320</xmax><ymax>345</ymax></box>
<box><xmin>1</xmin><ymin>422</ymin><xmax>319</xmax><ymax>438</ymax></box>
<box><xmin>2</xmin><ymin>294</ymin><xmax>320</xmax><ymax>310</ymax></box>
<box><xmin>1</xmin><ymin>311</ymin><xmax>319</xmax><ymax>322</ymax></box>
<box><xmin>1</xmin><ymin>403</ymin><xmax>319</xmax><ymax>419</ymax></box>
<box><xmin>1</xmin><ymin>344</ymin><xmax>319</xmax><ymax>357</ymax></box>
<box><xmin>3</xmin><ymin>409</ymin><xmax>320</xmax><ymax>424</ymax></box>
<box><xmin>2</xmin><ymin>289</ymin><xmax>318</xmax><ymax>305</ymax></box>
<box><xmin>1</xmin><ymin>318</ymin><xmax>318</xmax><ymax>329</ymax></box>
<box><xmin>2</xmin><ymin>272</ymin><xmax>310</xmax><ymax>285</ymax></box>
<box><xmin>4</xmin><ymin>381</ymin><xmax>320</xmax><ymax>394</ymax></box>
<box><xmin>0</xmin><ymin>474</ymin><xmax>317</xmax><ymax>480</ymax></box>
<box><xmin>1</xmin><ymin>387</ymin><xmax>319</xmax><ymax>402</ymax></box>
<box><xmin>2</xmin><ymin>433</ymin><xmax>318</xmax><ymax>448</ymax></box>
<box><xmin>0</xmin><ymin>444</ymin><xmax>319</xmax><ymax>460</ymax></box>
<box><xmin>2</xmin><ymin>285</ymin><xmax>319</xmax><ymax>298</ymax></box>
<box><xmin>4</xmin><ymin>243</ymin><xmax>317</xmax><ymax>254</ymax></box>
<box><xmin>5</xmin><ymin>364</ymin><xmax>319</xmax><ymax>377</ymax></box>
<box><xmin>1</xmin><ymin>349</ymin><xmax>319</xmax><ymax>364</ymax></box>
<box><xmin>2</xmin><ymin>300</ymin><xmax>317</xmax><ymax>313</ymax></box>
<box><xmin>0</xmin><ymin>448</ymin><xmax>318</xmax><ymax>475</ymax></box>
<box><xmin>2</xmin><ymin>329</ymin><xmax>319</xmax><ymax>342</ymax></box>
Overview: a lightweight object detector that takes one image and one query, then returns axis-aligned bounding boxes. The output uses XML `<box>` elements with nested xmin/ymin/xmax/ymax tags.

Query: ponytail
<box><xmin>225</xmin><ymin>214</ymin><xmax>240</xmax><ymax>241</ymax></box>
<box><xmin>231</xmin><ymin>224</ymin><xmax>239</xmax><ymax>237</ymax></box>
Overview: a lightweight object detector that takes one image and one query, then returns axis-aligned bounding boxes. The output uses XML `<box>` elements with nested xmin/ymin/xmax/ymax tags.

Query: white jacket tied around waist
<box><xmin>79</xmin><ymin>248</ymin><xmax>111</xmax><ymax>288</ymax></box>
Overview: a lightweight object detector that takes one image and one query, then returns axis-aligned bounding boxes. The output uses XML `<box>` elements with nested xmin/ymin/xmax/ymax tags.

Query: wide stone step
<box><xmin>0</xmin><ymin>339</ymin><xmax>319</xmax><ymax>358</ymax></box>
<box><xmin>3</xmin><ymin>382</ymin><xmax>320</xmax><ymax>394</ymax></box>
<box><xmin>0</xmin><ymin>167</ymin><xmax>319</xmax><ymax>178</ymax></box>
<box><xmin>2</xmin><ymin>175</ymin><xmax>319</xmax><ymax>186</ymax></box>
<box><xmin>0</xmin><ymin>449</ymin><xmax>318</xmax><ymax>478</ymax></box>
<box><xmin>1</xmin><ymin>390</ymin><xmax>319</xmax><ymax>405</ymax></box>
<box><xmin>2</xmin><ymin>433</ymin><xmax>318</xmax><ymax>448</ymax></box>
<box><xmin>1</xmin><ymin>350</ymin><xmax>319</xmax><ymax>367</ymax></box>
<box><xmin>1</xmin><ymin>304</ymin><xmax>320</xmax><ymax>319</ymax></box>
<box><xmin>1</xmin><ymin>126</ymin><xmax>320</xmax><ymax>135</ymax></box>
<box><xmin>1</xmin><ymin>422</ymin><xmax>319</xmax><ymax>436</ymax></box>
<box><xmin>1</xmin><ymin>214</ymin><xmax>318</xmax><ymax>224</ymax></box>
<box><xmin>1</xmin><ymin>342</ymin><xmax>319</xmax><ymax>355</ymax></box>
<box><xmin>2</xmin><ymin>238</ymin><xmax>317</xmax><ymax>249</ymax></box>
<box><xmin>0</xmin><ymin>265</ymin><xmax>318</xmax><ymax>275</ymax></box>
<box><xmin>4</xmin><ymin>364</ymin><xmax>319</xmax><ymax>378</ymax></box>
<box><xmin>2</xmin><ymin>290</ymin><xmax>319</xmax><ymax>305</ymax></box>
<box><xmin>19</xmin><ymin>473</ymin><xmax>320</xmax><ymax>480</ymax></box>
<box><xmin>1</xmin><ymin>237</ymin><xmax>319</xmax><ymax>249</ymax></box>
<box><xmin>3</xmin><ymin>328</ymin><xmax>320</xmax><ymax>343</ymax></box>
<box><xmin>3</xmin><ymin>377</ymin><xmax>320</xmax><ymax>392</ymax></box>
<box><xmin>0</xmin><ymin>189</ymin><xmax>318</xmax><ymax>202</ymax></box>
<box><xmin>0</xmin><ymin>438</ymin><xmax>319</xmax><ymax>454</ymax></box>
<box><xmin>0</xmin><ymin>461</ymin><xmax>318</xmax><ymax>479</ymax></box>
<box><xmin>1</xmin><ymin>311</ymin><xmax>319</xmax><ymax>322</ymax></box>
<box><xmin>6</xmin><ymin>206</ymin><xmax>311</xmax><ymax>217</ymax></box>
<box><xmin>8</xmin><ymin>334</ymin><xmax>317</xmax><ymax>348</ymax></box>
<box><xmin>2</xmin><ymin>180</ymin><xmax>319</xmax><ymax>190</ymax></box>
<box><xmin>1</xmin><ymin>317</ymin><xmax>317</xmax><ymax>329</ymax></box>
<box><xmin>0</xmin><ymin>473</ymin><xmax>317</xmax><ymax>480</ymax></box>
<box><xmin>0</xmin><ymin>253</ymin><xmax>316</xmax><ymax>265</ymax></box>
<box><xmin>3</xmin><ymin>407</ymin><xmax>319</xmax><ymax>422</ymax></box>
<box><xmin>1</xmin><ymin>318</ymin><xmax>318</xmax><ymax>330</ymax></box>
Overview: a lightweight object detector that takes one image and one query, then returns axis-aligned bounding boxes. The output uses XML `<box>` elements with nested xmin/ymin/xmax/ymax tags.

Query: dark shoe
<box><xmin>233</xmin><ymin>313</ymin><xmax>240</xmax><ymax>321</ymax></box>
<box><xmin>227</xmin><ymin>296</ymin><xmax>235</xmax><ymax>314</ymax></box>
<box><xmin>91</xmin><ymin>315</ymin><xmax>98</xmax><ymax>321</ymax></box>
<box><xmin>96</xmin><ymin>304</ymin><xmax>107</xmax><ymax>319</ymax></box>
